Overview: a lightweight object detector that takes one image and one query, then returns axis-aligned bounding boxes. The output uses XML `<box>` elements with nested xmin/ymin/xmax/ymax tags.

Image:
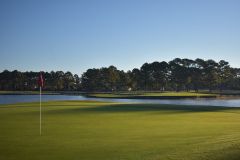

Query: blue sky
<box><xmin>1</xmin><ymin>0</ymin><xmax>240</xmax><ymax>76</ymax></box>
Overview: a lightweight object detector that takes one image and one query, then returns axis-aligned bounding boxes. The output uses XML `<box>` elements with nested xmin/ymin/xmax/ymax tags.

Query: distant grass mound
<box><xmin>88</xmin><ymin>91</ymin><xmax>218</xmax><ymax>98</ymax></box>
<box><xmin>1</xmin><ymin>101</ymin><xmax>240</xmax><ymax>159</ymax></box>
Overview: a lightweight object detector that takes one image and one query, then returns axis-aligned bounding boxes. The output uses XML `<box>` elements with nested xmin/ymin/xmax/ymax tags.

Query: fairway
<box><xmin>1</xmin><ymin>101</ymin><xmax>240</xmax><ymax>159</ymax></box>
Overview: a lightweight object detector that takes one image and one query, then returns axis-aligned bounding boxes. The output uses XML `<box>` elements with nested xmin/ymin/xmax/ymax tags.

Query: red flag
<box><xmin>39</xmin><ymin>72</ymin><xmax>43</xmax><ymax>87</ymax></box>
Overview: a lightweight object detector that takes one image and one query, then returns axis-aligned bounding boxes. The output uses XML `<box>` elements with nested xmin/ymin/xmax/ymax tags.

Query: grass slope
<box><xmin>1</xmin><ymin>101</ymin><xmax>240</xmax><ymax>159</ymax></box>
<box><xmin>88</xmin><ymin>91</ymin><xmax>218</xmax><ymax>98</ymax></box>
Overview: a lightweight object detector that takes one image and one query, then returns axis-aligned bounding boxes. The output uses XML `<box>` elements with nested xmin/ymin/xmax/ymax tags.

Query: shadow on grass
<box><xmin>44</xmin><ymin>103</ymin><xmax>240</xmax><ymax>115</ymax></box>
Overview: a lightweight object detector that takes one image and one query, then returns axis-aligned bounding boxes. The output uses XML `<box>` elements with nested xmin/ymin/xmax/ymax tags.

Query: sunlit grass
<box><xmin>1</xmin><ymin>101</ymin><xmax>240</xmax><ymax>159</ymax></box>
<box><xmin>88</xmin><ymin>91</ymin><xmax>218</xmax><ymax>98</ymax></box>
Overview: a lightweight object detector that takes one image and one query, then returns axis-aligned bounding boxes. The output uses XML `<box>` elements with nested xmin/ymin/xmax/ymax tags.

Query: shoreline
<box><xmin>87</xmin><ymin>95</ymin><xmax>219</xmax><ymax>99</ymax></box>
<box><xmin>1</xmin><ymin>91</ymin><xmax>240</xmax><ymax>100</ymax></box>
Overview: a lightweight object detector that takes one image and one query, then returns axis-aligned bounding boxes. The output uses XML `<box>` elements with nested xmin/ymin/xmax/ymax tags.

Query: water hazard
<box><xmin>0</xmin><ymin>95</ymin><xmax>240</xmax><ymax>107</ymax></box>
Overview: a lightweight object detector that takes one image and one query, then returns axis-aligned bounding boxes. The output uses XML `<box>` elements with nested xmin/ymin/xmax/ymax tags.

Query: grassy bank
<box><xmin>2</xmin><ymin>90</ymin><xmax>240</xmax><ymax>99</ymax></box>
<box><xmin>88</xmin><ymin>91</ymin><xmax>219</xmax><ymax>99</ymax></box>
<box><xmin>1</xmin><ymin>101</ymin><xmax>240</xmax><ymax>159</ymax></box>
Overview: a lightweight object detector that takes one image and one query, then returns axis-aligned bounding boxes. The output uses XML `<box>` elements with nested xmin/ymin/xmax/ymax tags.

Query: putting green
<box><xmin>0</xmin><ymin>100</ymin><xmax>240</xmax><ymax>159</ymax></box>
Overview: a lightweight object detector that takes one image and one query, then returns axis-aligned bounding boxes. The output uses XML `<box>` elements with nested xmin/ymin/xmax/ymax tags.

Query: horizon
<box><xmin>1</xmin><ymin>57</ymin><xmax>240</xmax><ymax>76</ymax></box>
<box><xmin>1</xmin><ymin>0</ymin><xmax>240</xmax><ymax>76</ymax></box>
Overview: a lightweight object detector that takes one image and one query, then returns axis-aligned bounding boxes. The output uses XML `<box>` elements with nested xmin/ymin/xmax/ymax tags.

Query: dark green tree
<box><xmin>63</xmin><ymin>71</ymin><xmax>74</xmax><ymax>91</ymax></box>
<box><xmin>106</xmin><ymin>66</ymin><xmax>120</xmax><ymax>91</ymax></box>
<box><xmin>0</xmin><ymin>70</ymin><xmax>12</xmax><ymax>90</ymax></box>
<box><xmin>140</xmin><ymin>63</ymin><xmax>153</xmax><ymax>92</ymax></box>
<box><xmin>73</xmin><ymin>74</ymin><xmax>81</xmax><ymax>91</ymax></box>
<box><xmin>81</xmin><ymin>68</ymin><xmax>100</xmax><ymax>91</ymax></box>
<box><xmin>168</xmin><ymin>58</ymin><xmax>186</xmax><ymax>92</ymax></box>
<box><xmin>203</xmin><ymin>59</ymin><xmax>218</xmax><ymax>92</ymax></box>
<box><xmin>11</xmin><ymin>70</ymin><xmax>26</xmax><ymax>91</ymax></box>
<box><xmin>182</xmin><ymin>59</ymin><xmax>194</xmax><ymax>92</ymax></box>
<box><xmin>217</xmin><ymin>60</ymin><xmax>231</xmax><ymax>92</ymax></box>
<box><xmin>117</xmin><ymin>70</ymin><xmax>131</xmax><ymax>91</ymax></box>
<box><xmin>229</xmin><ymin>68</ymin><xmax>240</xmax><ymax>90</ymax></box>
<box><xmin>151</xmin><ymin>61</ymin><xmax>168</xmax><ymax>91</ymax></box>
<box><xmin>192</xmin><ymin>58</ymin><xmax>205</xmax><ymax>92</ymax></box>
<box><xmin>25</xmin><ymin>71</ymin><xmax>38</xmax><ymax>91</ymax></box>
<box><xmin>55</xmin><ymin>71</ymin><xmax>64</xmax><ymax>90</ymax></box>
<box><xmin>130</xmin><ymin>68</ymin><xmax>141</xmax><ymax>91</ymax></box>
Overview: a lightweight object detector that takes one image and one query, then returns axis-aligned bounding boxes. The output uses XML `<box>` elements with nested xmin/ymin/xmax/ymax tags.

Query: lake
<box><xmin>0</xmin><ymin>95</ymin><xmax>240</xmax><ymax>107</ymax></box>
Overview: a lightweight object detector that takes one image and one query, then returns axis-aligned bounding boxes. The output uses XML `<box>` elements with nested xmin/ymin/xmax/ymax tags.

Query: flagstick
<box><xmin>40</xmin><ymin>86</ymin><xmax>41</xmax><ymax>135</ymax></box>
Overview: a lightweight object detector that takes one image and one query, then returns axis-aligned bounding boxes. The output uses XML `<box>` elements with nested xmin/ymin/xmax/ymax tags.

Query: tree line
<box><xmin>0</xmin><ymin>70</ymin><xmax>80</xmax><ymax>91</ymax></box>
<box><xmin>1</xmin><ymin>58</ymin><xmax>240</xmax><ymax>92</ymax></box>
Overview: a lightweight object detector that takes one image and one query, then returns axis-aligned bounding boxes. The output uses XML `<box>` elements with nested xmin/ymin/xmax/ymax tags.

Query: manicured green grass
<box><xmin>88</xmin><ymin>91</ymin><xmax>218</xmax><ymax>98</ymax></box>
<box><xmin>1</xmin><ymin>101</ymin><xmax>240</xmax><ymax>159</ymax></box>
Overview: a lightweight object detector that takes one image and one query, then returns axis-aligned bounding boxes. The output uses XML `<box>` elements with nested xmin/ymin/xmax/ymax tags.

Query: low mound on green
<box><xmin>88</xmin><ymin>91</ymin><xmax>218</xmax><ymax>98</ymax></box>
<box><xmin>1</xmin><ymin>101</ymin><xmax>240</xmax><ymax>160</ymax></box>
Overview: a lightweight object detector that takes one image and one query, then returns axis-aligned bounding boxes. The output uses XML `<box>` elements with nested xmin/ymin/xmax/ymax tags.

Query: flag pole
<box><xmin>40</xmin><ymin>86</ymin><xmax>41</xmax><ymax>135</ymax></box>
<box><xmin>39</xmin><ymin>71</ymin><xmax>43</xmax><ymax>136</ymax></box>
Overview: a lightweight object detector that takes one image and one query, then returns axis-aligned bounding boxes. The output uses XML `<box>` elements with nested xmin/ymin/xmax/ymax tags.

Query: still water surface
<box><xmin>0</xmin><ymin>95</ymin><xmax>239</xmax><ymax>107</ymax></box>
